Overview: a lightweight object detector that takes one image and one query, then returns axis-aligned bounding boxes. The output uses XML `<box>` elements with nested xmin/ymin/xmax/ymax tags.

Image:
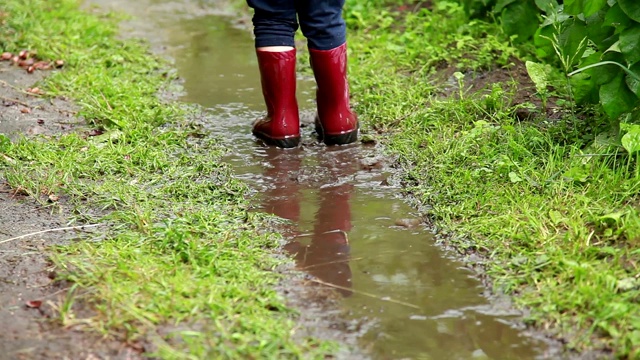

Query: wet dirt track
<box><xmin>103</xmin><ymin>1</ymin><xmax>564</xmax><ymax>358</ymax></box>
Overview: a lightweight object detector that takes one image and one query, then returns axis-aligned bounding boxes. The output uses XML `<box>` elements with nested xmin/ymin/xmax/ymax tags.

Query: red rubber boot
<box><xmin>309</xmin><ymin>43</ymin><xmax>359</xmax><ymax>146</ymax></box>
<box><xmin>252</xmin><ymin>49</ymin><xmax>301</xmax><ymax>148</ymax></box>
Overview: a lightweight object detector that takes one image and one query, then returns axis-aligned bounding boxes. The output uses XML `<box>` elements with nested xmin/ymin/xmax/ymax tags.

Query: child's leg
<box><xmin>297</xmin><ymin>1</ymin><xmax>358</xmax><ymax>146</ymax></box>
<box><xmin>247</xmin><ymin>0</ymin><xmax>298</xmax><ymax>50</ymax></box>
<box><xmin>295</xmin><ymin>0</ymin><xmax>346</xmax><ymax>50</ymax></box>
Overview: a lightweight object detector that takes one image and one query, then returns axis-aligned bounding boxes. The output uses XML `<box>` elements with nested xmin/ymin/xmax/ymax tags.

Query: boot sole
<box><xmin>315</xmin><ymin>122</ymin><xmax>359</xmax><ymax>146</ymax></box>
<box><xmin>322</xmin><ymin>130</ymin><xmax>359</xmax><ymax>146</ymax></box>
<box><xmin>253</xmin><ymin>131</ymin><xmax>301</xmax><ymax>148</ymax></box>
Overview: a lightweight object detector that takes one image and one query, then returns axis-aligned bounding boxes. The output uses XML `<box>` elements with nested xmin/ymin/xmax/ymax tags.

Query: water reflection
<box><xmin>254</xmin><ymin>145</ymin><xmax>557</xmax><ymax>358</ymax></box>
<box><xmin>261</xmin><ymin>146</ymin><xmax>356</xmax><ymax>297</ymax></box>
<box><xmin>260</xmin><ymin>147</ymin><xmax>303</xmax><ymax>223</ymax></box>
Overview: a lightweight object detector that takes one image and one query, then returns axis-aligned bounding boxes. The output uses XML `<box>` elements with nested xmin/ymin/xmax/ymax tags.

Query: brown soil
<box><xmin>394</xmin><ymin>0</ymin><xmax>434</xmax><ymax>12</ymax></box>
<box><xmin>0</xmin><ymin>62</ymin><xmax>84</xmax><ymax>139</ymax></box>
<box><xmin>434</xmin><ymin>58</ymin><xmax>564</xmax><ymax>121</ymax></box>
<box><xmin>0</xmin><ymin>61</ymin><xmax>142</xmax><ymax>359</ymax></box>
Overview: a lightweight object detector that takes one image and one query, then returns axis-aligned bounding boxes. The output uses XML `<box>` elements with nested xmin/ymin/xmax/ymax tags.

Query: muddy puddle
<box><xmin>109</xmin><ymin>2</ymin><xmax>560</xmax><ymax>358</ymax></box>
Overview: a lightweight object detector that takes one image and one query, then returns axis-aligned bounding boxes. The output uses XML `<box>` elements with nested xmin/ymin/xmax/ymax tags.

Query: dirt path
<box><xmin>0</xmin><ymin>62</ymin><xmax>141</xmax><ymax>359</ymax></box>
<box><xmin>0</xmin><ymin>4</ymin><xmax>363</xmax><ymax>358</ymax></box>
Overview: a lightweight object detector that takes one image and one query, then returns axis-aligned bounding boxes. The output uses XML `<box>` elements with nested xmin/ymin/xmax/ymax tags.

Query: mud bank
<box><xmin>0</xmin><ymin>62</ymin><xmax>141</xmax><ymax>359</ymax></box>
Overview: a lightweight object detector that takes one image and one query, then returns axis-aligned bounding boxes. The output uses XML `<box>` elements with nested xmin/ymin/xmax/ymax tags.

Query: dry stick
<box><xmin>299</xmin><ymin>250</ymin><xmax>410</xmax><ymax>270</ymax></box>
<box><xmin>99</xmin><ymin>91</ymin><xmax>113</xmax><ymax>111</ymax></box>
<box><xmin>0</xmin><ymin>224</ymin><xmax>102</xmax><ymax>245</ymax></box>
<box><xmin>1</xmin><ymin>153</ymin><xmax>16</xmax><ymax>165</ymax></box>
<box><xmin>0</xmin><ymin>79</ymin><xmax>41</xmax><ymax>98</ymax></box>
<box><xmin>309</xmin><ymin>278</ymin><xmax>421</xmax><ymax>310</ymax></box>
<box><xmin>299</xmin><ymin>257</ymin><xmax>365</xmax><ymax>270</ymax></box>
<box><xmin>0</xmin><ymin>95</ymin><xmax>30</xmax><ymax>107</ymax></box>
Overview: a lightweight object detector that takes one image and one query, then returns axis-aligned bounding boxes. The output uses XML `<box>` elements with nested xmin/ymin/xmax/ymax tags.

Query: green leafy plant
<box><xmin>620</xmin><ymin>123</ymin><xmax>640</xmax><ymax>154</ymax></box>
<box><xmin>0</xmin><ymin>134</ymin><xmax>10</xmax><ymax>151</ymax></box>
<box><xmin>458</xmin><ymin>0</ymin><xmax>640</xmax><ymax>125</ymax></box>
<box><xmin>525</xmin><ymin>60</ymin><xmax>551</xmax><ymax>110</ymax></box>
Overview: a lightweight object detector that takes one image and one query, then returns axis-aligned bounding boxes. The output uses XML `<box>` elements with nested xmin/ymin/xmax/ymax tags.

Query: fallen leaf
<box><xmin>37</xmin><ymin>119</ymin><xmax>44</xmax><ymax>125</ymax></box>
<box><xmin>86</xmin><ymin>129</ymin><xmax>104</xmax><ymax>137</ymax></box>
<box><xmin>25</xmin><ymin>300</ymin><xmax>42</xmax><ymax>309</ymax></box>
<box><xmin>33</xmin><ymin>61</ymin><xmax>51</xmax><ymax>70</ymax></box>
<box><xmin>18</xmin><ymin>58</ymin><xmax>35</xmax><ymax>68</ymax></box>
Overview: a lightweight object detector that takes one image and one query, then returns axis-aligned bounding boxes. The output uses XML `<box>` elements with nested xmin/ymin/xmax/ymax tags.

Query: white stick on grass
<box><xmin>0</xmin><ymin>224</ymin><xmax>102</xmax><ymax>245</ymax></box>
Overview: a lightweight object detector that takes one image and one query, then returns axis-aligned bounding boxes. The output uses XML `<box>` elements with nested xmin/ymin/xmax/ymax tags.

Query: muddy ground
<box><xmin>0</xmin><ymin>62</ymin><xmax>143</xmax><ymax>359</ymax></box>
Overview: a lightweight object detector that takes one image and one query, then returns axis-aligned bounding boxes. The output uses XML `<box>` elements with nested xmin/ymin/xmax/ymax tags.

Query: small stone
<box><xmin>394</xmin><ymin>218</ymin><xmax>421</xmax><ymax>228</ymax></box>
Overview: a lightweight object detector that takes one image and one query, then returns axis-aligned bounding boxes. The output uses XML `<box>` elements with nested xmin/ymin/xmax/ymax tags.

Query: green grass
<box><xmin>345</xmin><ymin>0</ymin><xmax>640</xmax><ymax>358</ymax></box>
<box><xmin>0</xmin><ymin>1</ymin><xmax>333</xmax><ymax>358</ymax></box>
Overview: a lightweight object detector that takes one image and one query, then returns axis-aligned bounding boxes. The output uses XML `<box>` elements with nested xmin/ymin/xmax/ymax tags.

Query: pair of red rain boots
<box><xmin>251</xmin><ymin>44</ymin><xmax>358</xmax><ymax>148</ymax></box>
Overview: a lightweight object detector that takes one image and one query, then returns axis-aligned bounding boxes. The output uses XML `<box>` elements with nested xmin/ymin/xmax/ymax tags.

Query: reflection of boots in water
<box><xmin>287</xmin><ymin>147</ymin><xmax>357</xmax><ymax>297</ymax></box>
<box><xmin>309</xmin><ymin>184</ymin><xmax>353</xmax><ymax>296</ymax></box>
<box><xmin>261</xmin><ymin>147</ymin><xmax>303</xmax><ymax>231</ymax></box>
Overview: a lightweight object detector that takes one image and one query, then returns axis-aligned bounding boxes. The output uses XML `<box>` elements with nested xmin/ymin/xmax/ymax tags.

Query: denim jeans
<box><xmin>246</xmin><ymin>0</ymin><xmax>346</xmax><ymax>50</ymax></box>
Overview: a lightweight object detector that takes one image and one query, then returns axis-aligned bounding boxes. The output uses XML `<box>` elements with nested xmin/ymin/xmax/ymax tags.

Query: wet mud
<box><xmin>0</xmin><ymin>62</ymin><xmax>84</xmax><ymax>140</ymax></box>
<box><xmin>0</xmin><ymin>189</ymin><xmax>140</xmax><ymax>360</ymax></box>
<box><xmin>434</xmin><ymin>58</ymin><xmax>563</xmax><ymax>122</ymax></box>
<box><xmin>0</xmin><ymin>63</ymin><xmax>141</xmax><ymax>358</ymax></box>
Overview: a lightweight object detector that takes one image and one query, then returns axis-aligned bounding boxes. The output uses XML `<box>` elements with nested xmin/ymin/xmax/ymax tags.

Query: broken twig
<box><xmin>0</xmin><ymin>224</ymin><xmax>102</xmax><ymax>245</ymax></box>
<box><xmin>309</xmin><ymin>278</ymin><xmax>421</xmax><ymax>309</ymax></box>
